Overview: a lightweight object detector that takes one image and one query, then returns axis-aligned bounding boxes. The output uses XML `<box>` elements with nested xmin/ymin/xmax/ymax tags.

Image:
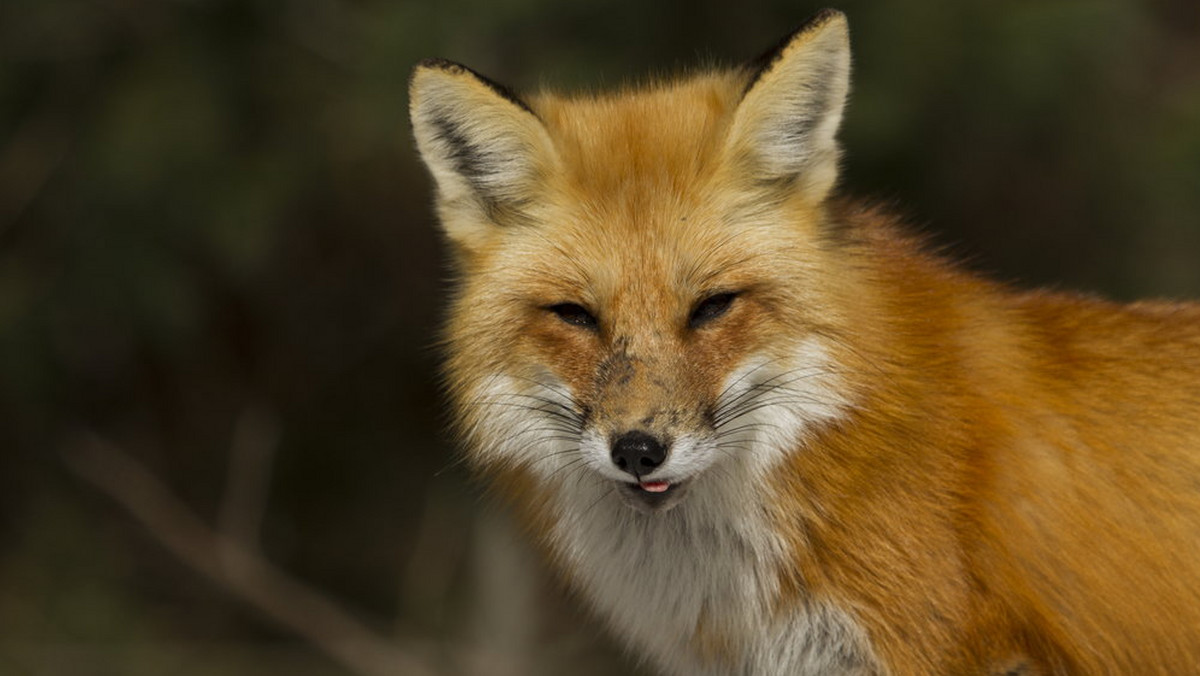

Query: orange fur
<box><xmin>411</xmin><ymin>10</ymin><xmax>1200</xmax><ymax>675</ymax></box>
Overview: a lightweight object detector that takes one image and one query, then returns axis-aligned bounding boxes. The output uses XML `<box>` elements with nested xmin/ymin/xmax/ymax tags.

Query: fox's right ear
<box><xmin>409</xmin><ymin>59</ymin><xmax>554</xmax><ymax>243</ymax></box>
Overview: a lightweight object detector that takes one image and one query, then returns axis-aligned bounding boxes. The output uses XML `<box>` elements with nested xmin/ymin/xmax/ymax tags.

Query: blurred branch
<box><xmin>62</xmin><ymin>431</ymin><xmax>440</xmax><ymax>676</ymax></box>
<box><xmin>217</xmin><ymin>402</ymin><xmax>280</xmax><ymax>551</ymax></box>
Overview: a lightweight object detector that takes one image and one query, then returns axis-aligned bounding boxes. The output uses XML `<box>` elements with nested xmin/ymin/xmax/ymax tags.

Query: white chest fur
<box><xmin>549</xmin><ymin>476</ymin><xmax>877</xmax><ymax>676</ymax></box>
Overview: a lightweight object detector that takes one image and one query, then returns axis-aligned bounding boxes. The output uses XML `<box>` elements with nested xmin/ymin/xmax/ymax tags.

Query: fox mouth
<box><xmin>616</xmin><ymin>478</ymin><xmax>690</xmax><ymax>513</ymax></box>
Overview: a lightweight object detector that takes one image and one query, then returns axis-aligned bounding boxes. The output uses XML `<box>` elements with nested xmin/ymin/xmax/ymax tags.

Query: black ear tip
<box><xmin>411</xmin><ymin>58</ymin><xmax>472</xmax><ymax>91</ymax></box>
<box><xmin>746</xmin><ymin>10</ymin><xmax>847</xmax><ymax>62</ymax></box>
<box><xmin>743</xmin><ymin>9</ymin><xmax>849</xmax><ymax>93</ymax></box>
<box><xmin>415</xmin><ymin>57</ymin><xmax>470</xmax><ymax>74</ymax></box>
<box><xmin>809</xmin><ymin>8</ymin><xmax>847</xmax><ymax>27</ymax></box>
<box><xmin>409</xmin><ymin>58</ymin><xmax>536</xmax><ymax>117</ymax></box>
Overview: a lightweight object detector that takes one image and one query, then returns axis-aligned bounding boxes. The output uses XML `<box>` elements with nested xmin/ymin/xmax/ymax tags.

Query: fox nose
<box><xmin>610</xmin><ymin>431</ymin><xmax>667</xmax><ymax>478</ymax></box>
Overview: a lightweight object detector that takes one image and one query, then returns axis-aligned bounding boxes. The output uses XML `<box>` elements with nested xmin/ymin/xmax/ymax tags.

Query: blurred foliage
<box><xmin>0</xmin><ymin>0</ymin><xmax>1197</xmax><ymax>674</ymax></box>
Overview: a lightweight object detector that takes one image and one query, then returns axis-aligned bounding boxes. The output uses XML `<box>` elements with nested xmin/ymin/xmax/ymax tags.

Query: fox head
<box><xmin>411</xmin><ymin>11</ymin><xmax>858</xmax><ymax>514</ymax></box>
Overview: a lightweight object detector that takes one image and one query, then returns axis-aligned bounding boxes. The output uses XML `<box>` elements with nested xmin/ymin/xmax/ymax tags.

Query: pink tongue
<box><xmin>640</xmin><ymin>481</ymin><xmax>670</xmax><ymax>493</ymax></box>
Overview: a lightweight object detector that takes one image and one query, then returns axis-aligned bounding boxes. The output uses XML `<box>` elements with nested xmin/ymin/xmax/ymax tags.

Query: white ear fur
<box><xmin>409</xmin><ymin>60</ymin><xmax>554</xmax><ymax>238</ymax></box>
<box><xmin>727</xmin><ymin>10</ymin><xmax>851</xmax><ymax>202</ymax></box>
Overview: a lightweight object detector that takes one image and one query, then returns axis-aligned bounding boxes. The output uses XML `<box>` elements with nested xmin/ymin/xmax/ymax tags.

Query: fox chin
<box><xmin>411</xmin><ymin>9</ymin><xmax>1200</xmax><ymax>676</ymax></box>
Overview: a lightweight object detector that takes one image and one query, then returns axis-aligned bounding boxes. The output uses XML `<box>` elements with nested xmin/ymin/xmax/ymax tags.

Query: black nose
<box><xmin>610</xmin><ymin>431</ymin><xmax>667</xmax><ymax>478</ymax></box>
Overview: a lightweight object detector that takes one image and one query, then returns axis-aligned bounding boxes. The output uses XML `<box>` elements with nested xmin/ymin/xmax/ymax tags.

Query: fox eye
<box><xmin>689</xmin><ymin>292</ymin><xmax>738</xmax><ymax>329</ymax></box>
<box><xmin>548</xmin><ymin>302</ymin><xmax>598</xmax><ymax>329</ymax></box>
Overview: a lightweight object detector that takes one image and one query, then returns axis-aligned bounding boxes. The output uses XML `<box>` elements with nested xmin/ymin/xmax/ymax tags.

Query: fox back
<box><xmin>410</xmin><ymin>10</ymin><xmax>1200</xmax><ymax>675</ymax></box>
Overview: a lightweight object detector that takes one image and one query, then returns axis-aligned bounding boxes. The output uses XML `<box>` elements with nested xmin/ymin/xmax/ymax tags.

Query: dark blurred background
<box><xmin>1</xmin><ymin>0</ymin><xmax>1197</xmax><ymax>674</ymax></box>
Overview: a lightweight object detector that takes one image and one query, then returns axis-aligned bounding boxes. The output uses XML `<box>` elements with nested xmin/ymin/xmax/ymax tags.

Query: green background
<box><xmin>2</xmin><ymin>0</ymin><xmax>1198</xmax><ymax>674</ymax></box>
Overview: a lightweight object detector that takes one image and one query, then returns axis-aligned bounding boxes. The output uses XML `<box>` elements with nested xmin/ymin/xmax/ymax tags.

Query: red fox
<box><xmin>409</xmin><ymin>9</ymin><xmax>1200</xmax><ymax>675</ymax></box>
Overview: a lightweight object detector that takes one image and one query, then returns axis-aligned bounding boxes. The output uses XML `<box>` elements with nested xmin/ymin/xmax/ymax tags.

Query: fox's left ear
<box><xmin>410</xmin><ymin>59</ymin><xmax>555</xmax><ymax>244</ymax></box>
<box><xmin>726</xmin><ymin>9</ymin><xmax>851</xmax><ymax>203</ymax></box>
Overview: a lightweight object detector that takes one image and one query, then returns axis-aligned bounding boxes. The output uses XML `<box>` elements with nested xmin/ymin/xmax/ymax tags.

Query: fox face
<box><xmin>460</xmin><ymin>215</ymin><xmax>851</xmax><ymax>515</ymax></box>
<box><xmin>412</xmin><ymin>12</ymin><xmax>856</xmax><ymax>516</ymax></box>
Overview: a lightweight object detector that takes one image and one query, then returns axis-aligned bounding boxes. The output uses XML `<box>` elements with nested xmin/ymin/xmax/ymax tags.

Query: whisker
<box><xmin>713</xmin><ymin>355</ymin><xmax>785</xmax><ymax>406</ymax></box>
<box><xmin>493</xmin><ymin>373</ymin><xmax>583</xmax><ymax>408</ymax></box>
<box><xmin>711</xmin><ymin>366</ymin><xmax>829</xmax><ymax>422</ymax></box>
<box><xmin>465</xmin><ymin>397</ymin><xmax>584</xmax><ymax>425</ymax></box>
<box><xmin>484</xmin><ymin>390</ymin><xmax>584</xmax><ymax>417</ymax></box>
<box><xmin>544</xmin><ymin>456</ymin><xmax>590</xmax><ymax>481</ymax></box>
<box><xmin>580</xmin><ymin>483</ymin><xmax>616</xmax><ymax>520</ymax></box>
<box><xmin>715</xmin><ymin>389</ymin><xmax>842</xmax><ymax>429</ymax></box>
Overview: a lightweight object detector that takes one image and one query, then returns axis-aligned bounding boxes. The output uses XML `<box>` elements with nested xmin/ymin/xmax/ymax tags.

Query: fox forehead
<box><xmin>492</xmin><ymin>211</ymin><xmax>787</xmax><ymax>331</ymax></box>
<box><xmin>485</xmin><ymin>78</ymin><xmax>817</xmax><ymax>308</ymax></box>
<box><xmin>530</xmin><ymin>72</ymin><xmax>745</xmax><ymax>198</ymax></box>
